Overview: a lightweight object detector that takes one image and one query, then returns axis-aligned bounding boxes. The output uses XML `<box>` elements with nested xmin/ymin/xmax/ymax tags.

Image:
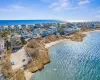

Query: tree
<box><xmin>20</xmin><ymin>37</ymin><xmax>27</xmax><ymax>45</ymax></box>
<box><xmin>56</xmin><ymin>25</ymin><xmax>64</xmax><ymax>35</ymax></box>
<box><xmin>34</xmin><ymin>26</ymin><xmax>37</xmax><ymax>29</ymax></box>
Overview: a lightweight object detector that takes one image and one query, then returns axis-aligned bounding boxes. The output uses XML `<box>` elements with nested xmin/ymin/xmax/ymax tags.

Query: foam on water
<box><xmin>33</xmin><ymin>31</ymin><xmax>100</xmax><ymax>80</ymax></box>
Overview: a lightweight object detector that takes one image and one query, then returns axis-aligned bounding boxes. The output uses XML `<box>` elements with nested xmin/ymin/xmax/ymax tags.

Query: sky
<box><xmin>0</xmin><ymin>0</ymin><xmax>100</xmax><ymax>21</ymax></box>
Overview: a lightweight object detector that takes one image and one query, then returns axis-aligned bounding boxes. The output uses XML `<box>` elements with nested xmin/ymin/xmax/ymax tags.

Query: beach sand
<box><xmin>10</xmin><ymin>47</ymin><xmax>31</xmax><ymax>70</ymax></box>
<box><xmin>45</xmin><ymin>39</ymin><xmax>72</xmax><ymax>49</ymax></box>
<box><xmin>24</xmin><ymin>70</ymin><xmax>34</xmax><ymax>80</ymax></box>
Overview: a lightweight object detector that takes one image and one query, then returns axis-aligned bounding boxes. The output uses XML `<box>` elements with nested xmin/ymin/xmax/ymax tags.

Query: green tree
<box><xmin>20</xmin><ymin>37</ymin><xmax>27</xmax><ymax>45</ymax></box>
<box><xmin>34</xmin><ymin>26</ymin><xmax>37</xmax><ymax>29</ymax></box>
<box><xmin>56</xmin><ymin>25</ymin><xmax>64</xmax><ymax>35</ymax></box>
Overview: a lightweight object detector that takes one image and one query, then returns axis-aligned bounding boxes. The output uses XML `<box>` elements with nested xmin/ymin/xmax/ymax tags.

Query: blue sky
<box><xmin>0</xmin><ymin>0</ymin><xmax>100</xmax><ymax>21</ymax></box>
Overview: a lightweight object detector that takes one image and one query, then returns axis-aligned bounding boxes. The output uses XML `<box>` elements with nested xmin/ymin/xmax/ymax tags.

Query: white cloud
<box><xmin>97</xmin><ymin>10</ymin><xmax>100</xmax><ymax>13</ymax></box>
<box><xmin>49</xmin><ymin>0</ymin><xmax>69</xmax><ymax>11</ymax></box>
<box><xmin>96</xmin><ymin>15</ymin><xmax>100</xmax><ymax>18</ymax></box>
<box><xmin>66</xmin><ymin>19</ymin><xmax>90</xmax><ymax>22</ymax></box>
<box><xmin>0</xmin><ymin>5</ymin><xmax>32</xmax><ymax>12</ymax></box>
<box><xmin>41</xmin><ymin>0</ymin><xmax>90</xmax><ymax>11</ymax></box>
<box><xmin>78</xmin><ymin>0</ymin><xmax>90</xmax><ymax>5</ymax></box>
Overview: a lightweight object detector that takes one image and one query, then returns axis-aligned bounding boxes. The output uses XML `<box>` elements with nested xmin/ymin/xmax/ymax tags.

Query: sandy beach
<box><xmin>10</xmin><ymin>47</ymin><xmax>31</xmax><ymax>70</ymax></box>
<box><xmin>24</xmin><ymin>70</ymin><xmax>34</xmax><ymax>80</ymax></box>
<box><xmin>82</xmin><ymin>30</ymin><xmax>100</xmax><ymax>35</ymax></box>
<box><xmin>45</xmin><ymin>39</ymin><xmax>72</xmax><ymax>49</ymax></box>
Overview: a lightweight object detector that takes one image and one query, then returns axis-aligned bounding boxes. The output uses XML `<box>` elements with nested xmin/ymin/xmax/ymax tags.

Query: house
<box><xmin>63</xmin><ymin>28</ymin><xmax>80</xmax><ymax>35</ymax></box>
<box><xmin>14</xmin><ymin>25</ymin><xmax>20</xmax><ymax>31</ymax></box>
<box><xmin>10</xmin><ymin>33</ymin><xmax>22</xmax><ymax>48</ymax></box>
<box><xmin>42</xmin><ymin>23</ymin><xmax>48</xmax><ymax>28</ymax></box>
<box><xmin>11</xmin><ymin>25</ymin><xmax>14</xmax><ymax>30</ymax></box>
<box><xmin>26</xmin><ymin>25</ymin><xmax>30</xmax><ymax>31</ymax></box>
<box><xmin>40</xmin><ymin>29</ymin><xmax>48</xmax><ymax>37</ymax></box>
<box><xmin>90</xmin><ymin>24</ymin><xmax>95</xmax><ymax>29</ymax></box>
<box><xmin>0</xmin><ymin>73</ymin><xmax>5</xmax><ymax>80</ymax></box>
<box><xmin>21</xmin><ymin>25</ymin><xmax>26</xmax><ymax>30</ymax></box>
<box><xmin>47</xmin><ymin>26</ymin><xmax>57</xmax><ymax>35</ymax></box>
<box><xmin>32</xmin><ymin>29</ymin><xmax>41</xmax><ymax>39</ymax></box>
<box><xmin>28</xmin><ymin>25</ymin><xmax>34</xmax><ymax>31</ymax></box>
<box><xmin>35</xmin><ymin>24</ymin><xmax>41</xmax><ymax>28</ymax></box>
<box><xmin>8</xmin><ymin>25</ymin><xmax>12</xmax><ymax>31</ymax></box>
<box><xmin>0</xmin><ymin>26</ymin><xmax>4</xmax><ymax>32</ymax></box>
<box><xmin>66</xmin><ymin>23</ymin><xmax>74</xmax><ymax>28</ymax></box>
<box><xmin>0</xmin><ymin>37</ymin><xmax>4</xmax><ymax>54</ymax></box>
<box><xmin>3</xmin><ymin>26</ymin><xmax>8</xmax><ymax>30</ymax></box>
<box><xmin>21</xmin><ymin>30</ymin><xmax>33</xmax><ymax>41</ymax></box>
<box><xmin>52</xmin><ymin>23</ymin><xmax>57</xmax><ymax>26</ymax></box>
<box><xmin>18</xmin><ymin>25</ymin><xmax>22</xmax><ymax>29</ymax></box>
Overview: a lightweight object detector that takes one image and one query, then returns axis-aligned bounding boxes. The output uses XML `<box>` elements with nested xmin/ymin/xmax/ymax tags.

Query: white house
<box><xmin>0</xmin><ymin>26</ymin><xmax>4</xmax><ymax>32</ymax></box>
<box><xmin>0</xmin><ymin>37</ymin><xmax>4</xmax><ymax>54</ymax></box>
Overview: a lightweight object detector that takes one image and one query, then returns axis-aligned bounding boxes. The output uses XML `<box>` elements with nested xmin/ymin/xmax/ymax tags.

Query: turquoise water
<box><xmin>33</xmin><ymin>31</ymin><xmax>100</xmax><ymax>80</ymax></box>
<box><xmin>0</xmin><ymin>20</ymin><xmax>62</xmax><ymax>26</ymax></box>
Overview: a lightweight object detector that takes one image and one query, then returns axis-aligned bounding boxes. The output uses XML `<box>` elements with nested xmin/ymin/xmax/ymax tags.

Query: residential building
<box><xmin>40</xmin><ymin>29</ymin><xmax>48</xmax><ymax>37</ymax></box>
<box><xmin>14</xmin><ymin>25</ymin><xmax>20</xmax><ymax>31</ymax></box>
<box><xmin>21</xmin><ymin>30</ymin><xmax>33</xmax><ymax>41</ymax></box>
<box><xmin>63</xmin><ymin>28</ymin><xmax>80</xmax><ymax>35</ymax></box>
<box><xmin>3</xmin><ymin>26</ymin><xmax>8</xmax><ymax>30</ymax></box>
<box><xmin>11</xmin><ymin>25</ymin><xmax>14</xmax><ymax>29</ymax></box>
<box><xmin>47</xmin><ymin>26</ymin><xmax>57</xmax><ymax>35</ymax></box>
<box><xmin>0</xmin><ymin>73</ymin><xmax>5</xmax><ymax>80</ymax></box>
<box><xmin>35</xmin><ymin>24</ymin><xmax>41</xmax><ymax>28</ymax></box>
<box><xmin>10</xmin><ymin>33</ymin><xmax>22</xmax><ymax>48</ymax></box>
<box><xmin>28</xmin><ymin>25</ymin><xmax>34</xmax><ymax>31</ymax></box>
<box><xmin>8</xmin><ymin>25</ymin><xmax>12</xmax><ymax>31</ymax></box>
<box><xmin>90</xmin><ymin>24</ymin><xmax>95</xmax><ymax>29</ymax></box>
<box><xmin>21</xmin><ymin>25</ymin><xmax>26</xmax><ymax>30</ymax></box>
<box><xmin>0</xmin><ymin>37</ymin><xmax>4</xmax><ymax>53</ymax></box>
<box><xmin>0</xmin><ymin>26</ymin><xmax>4</xmax><ymax>32</ymax></box>
<box><xmin>32</xmin><ymin>29</ymin><xmax>40</xmax><ymax>38</ymax></box>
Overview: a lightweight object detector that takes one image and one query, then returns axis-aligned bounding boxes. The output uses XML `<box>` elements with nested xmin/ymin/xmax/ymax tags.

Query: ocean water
<box><xmin>0</xmin><ymin>20</ymin><xmax>62</xmax><ymax>26</ymax></box>
<box><xmin>33</xmin><ymin>31</ymin><xmax>100</xmax><ymax>80</ymax></box>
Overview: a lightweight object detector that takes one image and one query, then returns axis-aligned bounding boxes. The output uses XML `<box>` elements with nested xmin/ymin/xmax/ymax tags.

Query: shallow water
<box><xmin>33</xmin><ymin>31</ymin><xmax>100</xmax><ymax>80</ymax></box>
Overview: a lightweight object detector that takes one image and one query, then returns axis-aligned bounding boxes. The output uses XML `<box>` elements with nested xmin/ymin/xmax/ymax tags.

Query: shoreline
<box><xmin>45</xmin><ymin>39</ymin><xmax>72</xmax><ymax>49</ymax></box>
<box><xmin>24</xmin><ymin>70</ymin><xmax>34</xmax><ymax>80</ymax></box>
<box><xmin>45</xmin><ymin>30</ymin><xmax>100</xmax><ymax>49</ymax></box>
<box><xmin>10</xmin><ymin>30</ymin><xmax>100</xmax><ymax>80</ymax></box>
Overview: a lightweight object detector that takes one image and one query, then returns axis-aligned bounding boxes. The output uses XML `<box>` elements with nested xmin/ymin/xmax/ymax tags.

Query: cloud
<box><xmin>0</xmin><ymin>5</ymin><xmax>32</xmax><ymax>12</ymax></box>
<box><xmin>41</xmin><ymin>0</ymin><xmax>90</xmax><ymax>11</ymax></box>
<box><xmin>66</xmin><ymin>19</ymin><xmax>90</xmax><ymax>22</ymax></box>
<box><xmin>96</xmin><ymin>15</ymin><xmax>100</xmax><ymax>18</ymax></box>
<box><xmin>97</xmin><ymin>10</ymin><xmax>100</xmax><ymax>13</ymax></box>
<box><xmin>78</xmin><ymin>0</ymin><xmax>90</xmax><ymax>5</ymax></box>
<box><xmin>49</xmin><ymin>0</ymin><xmax>69</xmax><ymax>11</ymax></box>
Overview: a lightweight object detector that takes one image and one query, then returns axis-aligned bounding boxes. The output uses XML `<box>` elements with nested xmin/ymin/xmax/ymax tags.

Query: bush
<box><xmin>20</xmin><ymin>37</ymin><xmax>27</xmax><ymax>45</ymax></box>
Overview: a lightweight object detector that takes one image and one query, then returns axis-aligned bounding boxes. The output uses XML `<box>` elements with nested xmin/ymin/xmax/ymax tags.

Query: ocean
<box><xmin>0</xmin><ymin>20</ymin><xmax>62</xmax><ymax>26</ymax></box>
<box><xmin>33</xmin><ymin>31</ymin><xmax>100</xmax><ymax>80</ymax></box>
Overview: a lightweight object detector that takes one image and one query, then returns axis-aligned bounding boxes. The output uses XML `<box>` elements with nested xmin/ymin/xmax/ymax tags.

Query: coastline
<box><xmin>10</xmin><ymin>30</ymin><xmax>100</xmax><ymax>80</ymax></box>
<box><xmin>45</xmin><ymin>39</ymin><xmax>72</xmax><ymax>49</ymax></box>
<box><xmin>31</xmin><ymin>31</ymin><xmax>100</xmax><ymax>80</ymax></box>
<box><xmin>24</xmin><ymin>70</ymin><xmax>34</xmax><ymax>80</ymax></box>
